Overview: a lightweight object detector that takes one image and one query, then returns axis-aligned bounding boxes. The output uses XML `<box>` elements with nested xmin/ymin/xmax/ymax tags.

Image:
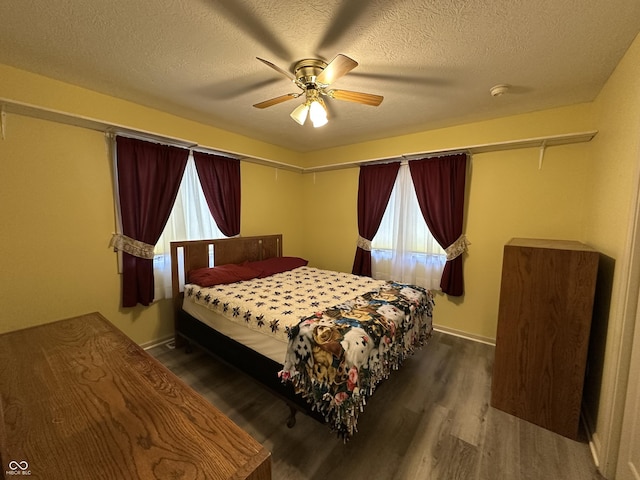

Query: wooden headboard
<box><xmin>170</xmin><ymin>234</ymin><xmax>282</xmax><ymax>302</ymax></box>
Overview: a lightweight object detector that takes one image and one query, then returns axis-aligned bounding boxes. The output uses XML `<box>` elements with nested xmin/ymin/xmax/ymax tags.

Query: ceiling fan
<box><xmin>252</xmin><ymin>54</ymin><xmax>384</xmax><ymax>128</ymax></box>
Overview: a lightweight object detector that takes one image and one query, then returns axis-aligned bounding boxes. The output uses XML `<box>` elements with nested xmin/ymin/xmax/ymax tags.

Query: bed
<box><xmin>170</xmin><ymin>234</ymin><xmax>434</xmax><ymax>439</ymax></box>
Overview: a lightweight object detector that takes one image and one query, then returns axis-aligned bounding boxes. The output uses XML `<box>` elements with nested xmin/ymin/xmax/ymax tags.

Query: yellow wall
<box><xmin>2</xmin><ymin>33</ymin><xmax>639</xmax><ymax>473</ymax></box>
<box><xmin>0</xmin><ymin>64</ymin><xmax>301</xmax><ymax>167</ymax></box>
<box><xmin>452</xmin><ymin>143</ymin><xmax>591</xmax><ymax>339</ymax></box>
<box><xmin>301</xmin><ymin>167</ymin><xmax>360</xmax><ymax>272</ymax></box>
<box><xmin>241</xmin><ymin>162</ymin><xmax>305</xmax><ymax>255</ymax></box>
<box><xmin>0</xmin><ymin>116</ymin><xmax>308</xmax><ymax>344</ymax></box>
<box><xmin>582</xmin><ymin>32</ymin><xmax>640</xmax><ymax>476</ymax></box>
<box><xmin>304</xmin><ymin>111</ymin><xmax>593</xmax><ymax>341</ymax></box>
<box><xmin>0</xmin><ymin>114</ymin><xmax>174</xmax><ymax>343</ymax></box>
<box><xmin>0</xmin><ymin>65</ymin><xmax>307</xmax><ymax>344</ymax></box>
<box><xmin>0</xmin><ymin>62</ymin><xmax>598</xmax><ymax>344</ymax></box>
<box><xmin>300</xmin><ymin>103</ymin><xmax>594</xmax><ymax>169</ymax></box>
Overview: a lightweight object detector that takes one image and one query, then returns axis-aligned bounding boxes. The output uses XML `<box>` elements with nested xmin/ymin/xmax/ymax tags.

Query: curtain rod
<box><xmin>1</xmin><ymin>97</ymin><xmax>597</xmax><ymax>174</ymax></box>
<box><xmin>111</xmin><ymin>131</ymin><xmax>239</xmax><ymax>161</ymax></box>
<box><xmin>106</xmin><ymin>129</ymin><xmax>197</xmax><ymax>149</ymax></box>
<box><xmin>358</xmin><ymin>149</ymin><xmax>472</xmax><ymax>167</ymax></box>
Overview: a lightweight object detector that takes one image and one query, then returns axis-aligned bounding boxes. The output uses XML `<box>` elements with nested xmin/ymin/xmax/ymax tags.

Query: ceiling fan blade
<box><xmin>327</xmin><ymin>89</ymin><xmax>383</xmax><ymax>106</ymax></box>
<box><xmin>316</xmin><ymin>0</ymin><xmax>375</xmax><ymax>51</ymax></box>
<box><xmin>256</xmin><ymin>57</ymin><xmax>295</xmax><ymax>81</ymax></box>
<box><xmin>253</xmin><ymin>93</ymin><xmax>299</xmax><ymax>109</ymax></box>
<box><xmin>316</xmin><ymin>54</ymin><xmax>358</xmax><ymax>85</ymax></box>
<box><xmin>213</xmin><ymin>1</ymin><xmax>291</xmax><ymax>60</ymax></box>
<box><xmin>206</xmin><ymin>77</ymin><xmax>282</xmax><ymax>100</ymax></box>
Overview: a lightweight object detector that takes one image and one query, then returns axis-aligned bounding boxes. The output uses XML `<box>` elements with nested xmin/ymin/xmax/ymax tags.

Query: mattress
<box><xmin>182</xmin><ymin>299</ymin><xmax>288</xmax><ymax>363</ymax></box>
<box><xmin>182</xmin><ymin>266</ymin><xmax>388</xmax><ymax>363</ymax></box>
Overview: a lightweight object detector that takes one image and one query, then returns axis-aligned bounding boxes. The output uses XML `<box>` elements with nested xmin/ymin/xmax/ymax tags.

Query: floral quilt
<box><xmin>279</xmin><ymin>281</ymin><xmax>434</xmax><ymax>440</ymax></box>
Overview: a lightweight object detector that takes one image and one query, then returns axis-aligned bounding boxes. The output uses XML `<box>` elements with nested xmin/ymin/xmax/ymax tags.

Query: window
<box><xmin>371</xmin><ymin>163</ymin><xmax>446</xmax><ymax>290</ymax></box>
<box><xmin>154</xmin><ymin>152</ymin><xmax>226</xmax><ymax>299</ymax></box>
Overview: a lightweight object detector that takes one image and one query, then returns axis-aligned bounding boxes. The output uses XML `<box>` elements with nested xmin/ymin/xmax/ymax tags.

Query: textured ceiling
<box><xmin>0</xmin><ymin>0</ymin><xmax>639</xmax><ymax>152</ymax></box>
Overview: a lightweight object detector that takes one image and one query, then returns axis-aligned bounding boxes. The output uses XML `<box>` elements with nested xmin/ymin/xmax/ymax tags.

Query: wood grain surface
<box><xmin>0</xmin><ymin>312</ymin><xmax>270</xmax><ymax>480</ymax></box>
<box><xmin>491</xmin><ymin>239</ymin><xmax>599</xmax><ymax>439</ymax></box>
<box><xmin>151</xmin><ymin>331</ymin><xmax>604</xmax><ymax>480</ymax></box>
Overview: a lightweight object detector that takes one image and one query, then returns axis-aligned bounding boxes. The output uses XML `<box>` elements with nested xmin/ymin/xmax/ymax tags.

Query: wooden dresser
<box><xmin>0</xmin><ymin>312</ymin><xmax>271</xmax><ymax>480</ymax></box>
<box><xmin>491</xmin><ymin>238</ymin><xmax>599</xmax><ymax>440</ymax></box>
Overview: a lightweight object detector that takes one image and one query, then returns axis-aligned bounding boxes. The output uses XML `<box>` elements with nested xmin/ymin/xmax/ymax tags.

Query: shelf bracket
<box><xmin>538</xmin><ymin>141</ymin><xmax>547</xmax><ymax>170</ymax></box>
<box><xmin>1</xmin><ymin>105</ymin><xmax>6</xmax><ymax>140</ymax></box>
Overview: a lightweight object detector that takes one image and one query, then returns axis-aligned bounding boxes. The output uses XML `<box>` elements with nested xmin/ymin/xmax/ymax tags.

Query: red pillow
<box><xmin>246</xmin><ymin>256</ymin><xmax>308</xmax><ymax>278</ymax></box>
<box><xmin>187</xmin><ymin>263</ymin><xmax>261</xmax><ymax>287</ymax></box>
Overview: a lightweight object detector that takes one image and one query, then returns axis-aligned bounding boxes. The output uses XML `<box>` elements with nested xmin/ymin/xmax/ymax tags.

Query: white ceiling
<box><xmin>1</xmin><ymin>0</ymin><xmax>638</xmax><ymax>153</ymax></box>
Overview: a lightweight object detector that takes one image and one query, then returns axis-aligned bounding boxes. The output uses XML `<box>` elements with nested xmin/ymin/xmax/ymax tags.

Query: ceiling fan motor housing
<box><xmin>294</xmin><ymin>59</ymin><xmax>328</xmax><ymax>87</ymax></box>
<box><xmin>253</xmin><ymin>54</ymin><xmax>383</xmax><ymax>112</ymax></box>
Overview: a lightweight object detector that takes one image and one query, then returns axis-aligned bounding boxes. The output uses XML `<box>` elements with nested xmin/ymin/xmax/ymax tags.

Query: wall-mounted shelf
<box><xmin>1</xmin><ymin>97</ymin><xmax>597</xmax><ymax>173</ymax></box>
<box><xmin>306</xmin><ymin>131</ymin><xmax>598</xmax><ymax>172</ymax></box>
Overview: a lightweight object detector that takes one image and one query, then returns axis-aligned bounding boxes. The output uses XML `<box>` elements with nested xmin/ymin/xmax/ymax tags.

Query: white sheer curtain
<box><xmin>154</xmin><ymin>152</ymin><xmax>226</xmax><ymax>300</ymax></box>
<box><xmin>371</xmin><ymin>163</ymin><xmax>446</xmax><ymax>290</ymax></box>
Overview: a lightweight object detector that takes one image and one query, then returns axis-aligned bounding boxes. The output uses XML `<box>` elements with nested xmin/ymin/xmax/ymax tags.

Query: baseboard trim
<box><xmin>581</xmin><ymin>407</ymin><xmax>601</xmax><ymax>471</ymax></box>
<box><xmin>580</xmin><ymin>405</ymin><xmax>601</xmax><ymax>471</ymax></box>
<box><xmin>141</xmin><ymin>335</ymin><xmax>174</xmax><ymax>351</ymax></box>
<box><xmin>433</xmin><ymin>324</ymin><xmax>496</xmax><ymax>346</ymax></box>
<box><xmin>588</xmin><ymin>434</ymin><xmax>601</xmax><ymax>471</ymax></box>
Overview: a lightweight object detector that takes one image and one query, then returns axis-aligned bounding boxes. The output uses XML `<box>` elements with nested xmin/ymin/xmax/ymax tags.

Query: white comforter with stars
<box><xmin>183</xmin><ymin>266</ymin><xmax>388</xmax><ymax>343</ymax></box>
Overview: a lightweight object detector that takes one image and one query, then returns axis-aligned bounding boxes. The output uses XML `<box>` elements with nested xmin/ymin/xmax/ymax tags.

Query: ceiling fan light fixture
<box><xmin>309</xmin><ymin>99</ymin><xmax>328</xmax><ymax>128</ymax></box>
<box><xmin>290</xmin><ymin>103</ymin><xmax>310</xmax><ymax>125</ymax></box>
<box><xmin>311</xmin><ymin>116</ymin><xmax>328</xmax><ymax>128</ymax></box>
<box><xmin>256</xmin><ymin>54</ymin><xmax>381</xmax><ymax>127</ymax></box>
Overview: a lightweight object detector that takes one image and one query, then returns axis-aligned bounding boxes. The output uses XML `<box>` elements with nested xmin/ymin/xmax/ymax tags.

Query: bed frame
<box><xmin>170</xmin><ymin>234</ymin><xmax>324</xmax><ymax>427</ymax></box>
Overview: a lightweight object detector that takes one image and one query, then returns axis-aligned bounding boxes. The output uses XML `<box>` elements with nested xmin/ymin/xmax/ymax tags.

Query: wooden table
<box><xmin>0</xmin><ymin>312</ymin><xmax>271</xmax><ymax>480</ymax></box>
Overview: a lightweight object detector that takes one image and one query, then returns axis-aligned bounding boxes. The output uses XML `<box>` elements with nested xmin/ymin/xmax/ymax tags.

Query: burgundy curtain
<box><xmin>351</xmin><ymin>162</ymin><xmax>401</xmax><ymax>276</ymax></box>
<box><xmin>116</xmin><ymin>136</ymin><xmax>189</xmax><ymax>307</ymax></box>
<box><xmin>409</xmin><ymin>153</ymin><xmax>468</xmax><ymax>296</ymax></box>
<box><xmin>192</xmin><ymin>152</ymin><xmax>241</xmax><ymax>237</ymax></box>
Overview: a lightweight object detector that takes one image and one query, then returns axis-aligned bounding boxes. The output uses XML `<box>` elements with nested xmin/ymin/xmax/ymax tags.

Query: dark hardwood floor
<box><xmin>149</xmin><ymin>331</ymin><xmax>604</xmax><ymax>480</ymax></box>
